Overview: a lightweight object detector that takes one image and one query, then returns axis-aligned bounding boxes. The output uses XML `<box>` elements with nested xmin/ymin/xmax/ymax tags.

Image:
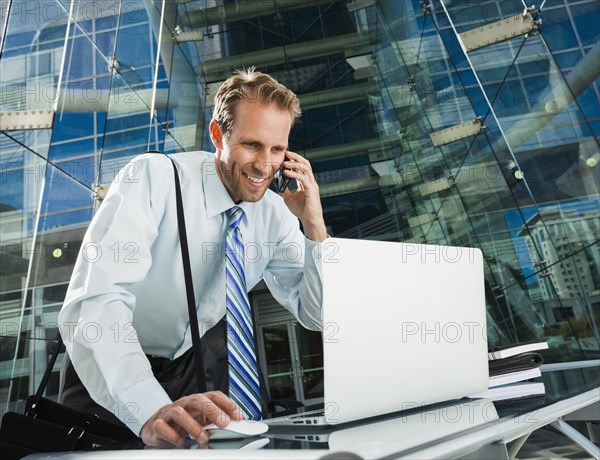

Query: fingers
<box><xmin>283</xmin><ymin>150</ymin><xmax>306</xmax><ymax>164</ymax></box>
<box><xmin>283</xmin><ymin>151</ymin><xmax>316</xmax><ymax>188</ymax></box>
<box><xmin>140</xmin><ymin>392</ymin><xmax>244</xmax><ymax>447</ymax></box>
<box><xmin>146</xmin><ymin>418</ymin><xmax>185</xmax><ymax>447</ymax></box>
<box><xmin>171</xmin><ymin>402</ymin><xmax>211</xmax><ymax>444</ymax></box>
<box><xmin>281</xmin><ymin>151</ymin><xmax>326</xmax><ymax>240</ymax></box>
<box><xmin>203</xmin><ymin>391</ymin><xmax>245</xmax><ymax>425</ymax></box>
<box><xmin>142</xmin><ymin>401</ymin><xmax>210</xmax><ymax>447</ymax></box>
<box><xmin>155</xmin><ymin>409</ymin><xmax>208</xmax><ymax>446</ymax></box>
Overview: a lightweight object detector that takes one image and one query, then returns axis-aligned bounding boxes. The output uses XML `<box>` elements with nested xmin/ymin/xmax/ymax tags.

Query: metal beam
<box><xmin>319</xmin><ymin>170</ymin><xmax>409</xmax><ymax>198</ymax></box>
<box><xmin>459</xmin><ymin>8</ymin><xmax>540</xmax><ymax>52</ymax></box>
<box><xmin>172</xmin><ymin>30</ymin><xmax>204</xmax><ymax>42</ymax></box>
<box><xmin>418</xmin><ymin>177</ymin><xmax>455</xmax><ymax>196</ymax></box>
<box><xmin>346</xmin><ymin>0</ymin><xmax>377</xmax><ymax>12</ymax></box>
<box><xmin>429</xmin><ymin>118</ymin><xmax>483</xmax><ymax>147</ymax></box>
<box><xmin>501</xmin><ymin>39</ymin><xmax>600</xmax><ymax>151</ymax></box>
<box><xmin>320</xmin><ymin>175</ymin><xmax>380</xmax><ymax>197</ymax></box>
<box><xmin>0</xmin><ymin>109</ymin><xmax>54</xmax><ymax>130</ymax></box>
<box><xmin>551</xmin><ymin>419</ymin><xmax>600</xmax><ymax>460</ymax></box>
<box><xmin>54</xmin><ymin>88</ymin><xmax>172</xmax><ymax>113</ymax></box>
<box><xmin>201</xmin><ymin>32</ymin><xmax>375</xmax><ymax>82</ymax></box>
<box><xmin>299</xmin><ymin>81</ymin><xmax>376</xmax><ymax>110</ymax></box>
<box><xmin>186</xmin><ymin>0</ymin><xmax>333</xmax><ymax>28</ymax></box>
<box><xmin>304</xmin><ymin>137</ymin><xmax>400</xmax><ymax>163</ymax></box>
<box><xmin>205</xmin><ymin>81</ymin><xmax>376</xmax><ymax>108</ymax></box>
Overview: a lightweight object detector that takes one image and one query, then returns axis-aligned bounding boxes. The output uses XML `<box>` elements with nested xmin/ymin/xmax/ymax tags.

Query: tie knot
<box><xmin>226</xmin><ymin>206</ymin><xmax>244</xmax><ymax>232</ymax></box>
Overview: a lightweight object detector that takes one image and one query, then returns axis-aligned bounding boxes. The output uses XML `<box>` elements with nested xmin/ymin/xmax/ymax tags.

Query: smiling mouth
<box><xmin>243</xmin><ymin>172</ymin><xmax>267</xmax><ymax>185</ymax></box>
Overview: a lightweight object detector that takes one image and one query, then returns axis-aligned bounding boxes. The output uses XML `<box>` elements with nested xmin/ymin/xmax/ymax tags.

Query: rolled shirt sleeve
<box><xmin>58</xmin><ymin>155</ymin><xmax>171</xmax><ymax>435</ymax></box>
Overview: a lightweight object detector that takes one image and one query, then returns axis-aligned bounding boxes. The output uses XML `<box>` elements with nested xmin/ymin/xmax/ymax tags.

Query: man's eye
<box><xmin>244</xmin><ymin>142</ymin><xmax>259</xmax><ymax>149</ymax></box>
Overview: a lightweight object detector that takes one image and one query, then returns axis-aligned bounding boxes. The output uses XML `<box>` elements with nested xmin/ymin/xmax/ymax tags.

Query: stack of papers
<box><xmin>469</xmin><ymin>382</ymin><xmax>546</xmax><ymax>401</ymax></box>
<box><xmin>489</xmin><ymin>368</ymin><xmax>541</xmax><ymax>387</ymax></box>
<box><xmin>469</xmin><ymin>342</ymin><xmax>548</xmax><ymax>401</ymax></box>
<box><xmin>488</xmin><ymin>342</ymin><xmax>548</xmax><ymax>360</ymax></box>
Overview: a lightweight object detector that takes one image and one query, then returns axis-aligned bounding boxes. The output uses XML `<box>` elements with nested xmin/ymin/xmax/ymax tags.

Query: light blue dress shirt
<box><xmin>58</xmin><ymin>151</ymin><xmax>324</xmax><ymax>435</ymax></box>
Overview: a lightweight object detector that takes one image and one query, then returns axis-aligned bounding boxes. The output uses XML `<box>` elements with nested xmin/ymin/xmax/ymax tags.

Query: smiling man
<box><xmin>58</xmin><ymin>69</ymin><xmax>327</xmax><ymax>447</ymax></box>
<box><xmin>210</xmin><ymin>74</ymin><xmax>326</xmax><ymax>241</ymax></box>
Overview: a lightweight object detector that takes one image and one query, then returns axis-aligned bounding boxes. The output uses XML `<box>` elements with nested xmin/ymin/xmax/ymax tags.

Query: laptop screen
<box><xmin>320</xmin><ymin>238</ymin><xmax>488</xmax><ymax>424</ymax></box>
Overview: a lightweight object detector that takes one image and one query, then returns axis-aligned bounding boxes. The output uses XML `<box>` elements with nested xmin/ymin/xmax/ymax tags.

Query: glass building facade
<box><xmin>0</xmin><ymin>0</ymin><xmax>598</xmax><ymax>414</ymax></box>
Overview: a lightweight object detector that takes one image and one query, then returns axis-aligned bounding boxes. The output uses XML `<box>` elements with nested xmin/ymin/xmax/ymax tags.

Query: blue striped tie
<box><xmin>225</xmin><ymin>206</ymin><xmax>262</xmax><ymax>420</ymax></box>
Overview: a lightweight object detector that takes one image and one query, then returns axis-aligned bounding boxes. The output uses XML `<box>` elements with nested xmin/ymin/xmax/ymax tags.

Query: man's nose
<box><xmin>253</xmin><ymin>153</ymin><xmax>276</xmax><ymax>176</ymax></box>
<box><xmin>258</xmin><ymin>162</ymin><xmax>270</xmax><ymax>175</ymax></box>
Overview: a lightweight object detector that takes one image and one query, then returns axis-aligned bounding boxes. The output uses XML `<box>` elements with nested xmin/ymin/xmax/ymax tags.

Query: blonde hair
<box><xmin>213</xmin><ymin>67</ymin><xmax>301</xmax><ymax>138</ymax></box>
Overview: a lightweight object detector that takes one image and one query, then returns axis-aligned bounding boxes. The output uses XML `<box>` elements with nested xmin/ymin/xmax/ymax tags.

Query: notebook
<box><xmin>487</xmin><ymin>342</ymin><xmax>548</xmax><ymax>360</ymax></box>
<box><xmin>267</xmin><ymin>237</ymin><xmax>489</xmax><ymax>426</ymax></box>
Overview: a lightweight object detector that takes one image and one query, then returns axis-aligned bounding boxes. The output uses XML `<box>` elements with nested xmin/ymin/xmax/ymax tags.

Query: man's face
<box><xmin>212</xmin><ymin>100</ymin><xmax>292</xmax><ymax>203</ymax></box>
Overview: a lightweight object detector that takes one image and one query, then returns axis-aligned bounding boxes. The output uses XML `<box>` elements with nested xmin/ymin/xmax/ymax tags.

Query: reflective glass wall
<box><xmin>1</xmin><ymin>0</ymin><xmax>598</xmax><ymax>414</ymax></box>
<box><xmin>0</xmin><ymin>0</ymin><xmax>202</xmax><ymax>412</ymax></box>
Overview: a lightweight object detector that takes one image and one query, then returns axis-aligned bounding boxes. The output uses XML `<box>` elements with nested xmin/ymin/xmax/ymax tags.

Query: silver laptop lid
<box><xmin>321</xmin><ymin>238</ymin><xmax>489</xmax><ymax>424</ymax></box>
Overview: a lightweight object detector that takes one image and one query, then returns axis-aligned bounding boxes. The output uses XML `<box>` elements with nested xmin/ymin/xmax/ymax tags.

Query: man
<box><xmin>58</xmin><ymin>68</ymin><xmax>327</xmax><ymax>447</ymax></box>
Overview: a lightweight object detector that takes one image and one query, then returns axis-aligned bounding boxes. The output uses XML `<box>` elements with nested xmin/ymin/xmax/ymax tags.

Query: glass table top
<box><xmin>113</xmin><ymin>366</ymin><xmax>600</xmax><ymax>456</ymax></box>
<box><xmin>25</xmin><ymin>366</ymin><xmax>598</xmax><ymax>459</ymax></box>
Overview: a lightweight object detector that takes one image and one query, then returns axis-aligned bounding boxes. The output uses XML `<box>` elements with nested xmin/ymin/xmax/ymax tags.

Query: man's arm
<box><xmin>59</xmin><ymin>154</ymin><xmax>242</xmax><ymax>445</ymax></box>
<box><xmin>262</xmin><ymin>152</ymin><xmax>327</xmax><ymax>331</ymax></box>
<box><xmin>281</xmin><ymin>151</ymin><xmax>327</xmax><ymax>242</ymax></box>
<box><xmin>59</xmin><ymin>154</ymin><xmax>171</xmax><ymax>435</ymax></box>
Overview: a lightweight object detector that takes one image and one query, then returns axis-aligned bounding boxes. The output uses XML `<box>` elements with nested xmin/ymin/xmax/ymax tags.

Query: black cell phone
<box><xmin>273</xmin><ymin>165</ymin><xmax>291</xmax><ymax>192</ymax></box>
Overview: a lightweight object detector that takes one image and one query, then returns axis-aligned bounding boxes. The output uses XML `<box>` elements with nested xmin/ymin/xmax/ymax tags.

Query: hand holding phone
<box><xmin>273</xmin><ymin>165</ymin><xmax>291</xmax><ymax>193</ymax></box>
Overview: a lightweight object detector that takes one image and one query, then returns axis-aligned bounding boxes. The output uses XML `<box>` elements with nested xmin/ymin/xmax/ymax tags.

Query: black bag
<box><xmin>0</xmin><ymin>341</ymin><xmax>141</xmax><ymax>459</ymax></box>
<box><xmin>0</xmin><ymin>157</ymin><xmax>207</xmax><ymax>459</ymax></box>
<box><xmin>1</xmin><ymin>397</ymin><xmax>143</xmax><ymax>456</ymax></box>
<box><xmin>149</xmin><ymin>318</ymin><xmax>229</xmax><ymax>399</ymax></box>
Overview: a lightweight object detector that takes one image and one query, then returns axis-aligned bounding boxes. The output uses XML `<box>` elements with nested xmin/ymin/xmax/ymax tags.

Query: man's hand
<box><xmin>282</xmin><ymin>151</ymin><xmax>327</xmax><ymax>242</ymax></box>
<box><xmin>140</xmin><ymin>391</ymin><xmax>244</xmax><ymax>447</ymax></box>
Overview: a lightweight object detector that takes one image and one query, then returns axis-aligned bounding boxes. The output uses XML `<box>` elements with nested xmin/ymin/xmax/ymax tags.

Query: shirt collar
<box><xmin>202</xmin><ymin>155</ymin><xmax>256</xmax><ymax>222</ymax></box>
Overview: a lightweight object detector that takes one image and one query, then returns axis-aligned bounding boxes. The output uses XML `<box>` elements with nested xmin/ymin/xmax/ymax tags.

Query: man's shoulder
<box><xmin>170</xmin><ymin>150</ymin><xmax>213</xmax><ymax>162</ymax></box>
<box><xmin>125</xmin><ymin>151</ymin><xmax>212</xmax><ymax>180</ymax></box>
<box><xmin>137</xmin><ymin>150</ymin><xmax>212</xmax><ymax>167</ymax></box>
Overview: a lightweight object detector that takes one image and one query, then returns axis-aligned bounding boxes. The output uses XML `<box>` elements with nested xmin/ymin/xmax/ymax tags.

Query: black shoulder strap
<box><xmin>33</xmin><ymin>152</ymin><xmax>207</xmax><ymax>411</ymax></box>
<box><xmin>30</xmin><ymin>338</ymin><xmax>64</xmax><ymax>412</ymax></box>
<box><xmin>168</xmin><ymin>156</ymin><xmax>207</xmax><ymax>393</ymax></box>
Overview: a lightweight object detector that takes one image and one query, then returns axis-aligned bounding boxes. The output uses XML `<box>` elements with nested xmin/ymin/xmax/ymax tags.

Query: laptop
<box><xmin>267</xmin><ymin>237</ymin><xmax>489</xmax><ymax>426</ymax></box>
<box><xmin>266</xmin><ymin>398</ymin><xmax>497</xmax><ymax>446</ymax></box>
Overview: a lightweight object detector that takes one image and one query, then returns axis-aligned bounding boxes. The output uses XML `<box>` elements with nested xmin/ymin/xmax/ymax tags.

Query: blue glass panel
<box><xmin>49</xmin><ymin>139</ymin><xmax>95</xmax><ymax>161</ymax></box>
<box><xmin>553</xmin><ymin>50</ymin><xmax>583</xmax><ymax>69</ymax></box>
<box><xmin>37</xmin><ymin>163</ymin><xmax>94</xmax><ymax>231</ymax></box>
<box><xmin>105</xmin><ymin>112</ymin><xmax>149</xmax><ymax>132</ymax></box>
<box><xmin>75</xmin><ymin>1</ymin><xmax>119</xmax><ymax>33</ymax></box>
<box><xmin>91</xmin><ymin>30</ymin><xmax>117</xmax><ymax>58</ymax></box>
<box><xmin>577</xmin><ymin>84</ymin><xmax>600</xmax><ymax>121</ymax></box>
<box><xmin>571</xmin><ymin>2</ymin><xmax>600</xmax><ymax>47</ymax></box>
<box><xmin>102</xmin><ymin>126</ymin><xmax>149</xmax><ymax>151</ymax></box>
<box><xmin>50</xmin><ymin>113</ymin><xmax>95</xmax><ymax>143</ymax></box>
<box><xmin>0</xmin><ymin>148</ymin><xmax>27</xmax><ymax>211</ymax></box>
<box><xmin>2</xmin><ymin>30</ymin><xmax>36</xmax><ymax>49</ymax></box>
<box><xmin>542</xmin><ymin>7</ymin><xmax>578</xmax><ymax>50</ymax></box>
<box><xmin>113</xmin><ymin>24</ymin><xmax>153</xmax><ymax>71</ymax></box>
<box><xmin>52</xmin><ymin>154</ymin><xmax>96</xmax><ymax>189</ymax></box>
<box><xmin>96</xmin><ymin>14</ymin><xmax>119</xmax><ymax>32</ymax></box>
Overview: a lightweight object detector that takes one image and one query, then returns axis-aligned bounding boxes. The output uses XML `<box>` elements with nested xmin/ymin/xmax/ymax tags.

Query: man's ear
<box><xmin>209</xmin><ymin>119</ymin><xmax>223</xmax><ymax>150</ymax></box>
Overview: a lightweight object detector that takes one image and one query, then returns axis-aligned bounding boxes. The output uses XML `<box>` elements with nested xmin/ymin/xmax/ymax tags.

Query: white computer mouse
<box><xmin>204</xmin><ymin>420</ymin><xmax>269</xmax><ymax>440</ymax></box>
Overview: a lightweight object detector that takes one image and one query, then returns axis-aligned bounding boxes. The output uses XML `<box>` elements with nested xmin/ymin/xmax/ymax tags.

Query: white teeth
<box><xmin>244</xmin><ymin>173</ymin><xmax>264</xmax><ymax>184</ymax></box>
